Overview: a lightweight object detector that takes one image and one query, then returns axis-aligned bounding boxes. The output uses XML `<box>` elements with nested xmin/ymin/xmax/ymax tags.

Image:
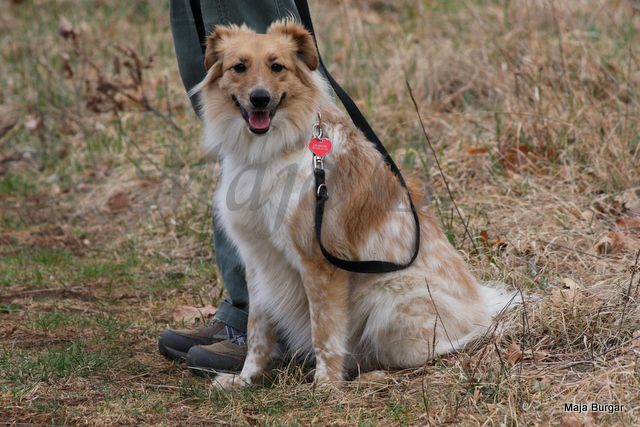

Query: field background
<box><xmin>1</xmin><ymin>0</ymin><xmax>639</xmax><ymax>425</ymax></box>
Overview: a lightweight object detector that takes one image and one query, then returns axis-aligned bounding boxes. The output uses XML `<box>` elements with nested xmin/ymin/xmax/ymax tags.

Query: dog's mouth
<box><xmin>232</xmin><ymin>94</ymin><xmax>286</xmax><ymax>135</ymax></box>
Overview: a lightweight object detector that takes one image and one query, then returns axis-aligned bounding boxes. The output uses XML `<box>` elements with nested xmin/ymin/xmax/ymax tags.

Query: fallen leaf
<box><xmin>172</xmin><ymin>305</ymin><xmax>217</xmax><ymax>324</ymax></box>
<box><xmin>24</xmin><ymin>115</ymin><xmax>40</xmax><ymax>131</ymax></box>
<box><xmin>561</xmin><ymin>277</ymin><xmax>580</xmax><ymax>290</ymax></box>
<box><xmin>478</xmin><ymin>230</ymin><xmax>507</xmax><ymax>250</ymax></box>
<box><xmin>466</xmin><ymin>146</ymin><xmax>488</xmax><ymax>155</ymax></box>
<box><xmin>615</xmin><ymin>216</ymin><xmax>640</xmax><ymax>231</ymax></box>
<box><xmin>567</xmin><ymin>206</ymin><xmax>582</xmax><ymax>220</ymax></box>
<box><xmin>332</xmin><ymin>51</ymin><xmax>346</xmax><ymax>63</ymax></box>
<box><xmin>618</xmin><ymin>189</ymin><xmax>640</xmax><ymax>216</ymax></box>
<box><xmin>532</xmin><ymin>349</ymin><xmax>549</xmax><ymax>362</ymax></box>
<box><xmin>505</xmin><ymin>342</ymin><xmax>522</xmax><ymax>365</ymax></box>
<box><xmin>580</xmin><ymin>210</ymin><xmax>594</xmax><ymax>223</ymax></box>
<box><xmin>594</xmin><ymin>232</ymin><xmax>626</xmax><ymax>256</ymax></box>
<box><xmin>551</xmin><ymin>277</ymin><xmax>582</xmax><ymax>305</ymax></box>
<box><xmin>0</xmin><ymin>105</ymin><xmax>19</xmax><ymax>137</ymax></box>
<box><xmin>59</xmin><ymin>17</ymin><xmax>77</xmax><ymax>40</ymax></box>
<box><xmin>107</xmin><ymin>191</ymin><xmax>130</xmax><ymax>212</ymax></box>
<box><xmin>560</xmin><ymin>415</ymin><xmax>587</xmax><ymax>427</ymax></box>
<box><xmin>632</xmin><ymin>330</ymin><xmax>640</xmax><ymax>350</ymax></box>
<box><xmin>501</xmin><ymin>144</ymin><xmax>530</xmax><ymax>172</ymax></box>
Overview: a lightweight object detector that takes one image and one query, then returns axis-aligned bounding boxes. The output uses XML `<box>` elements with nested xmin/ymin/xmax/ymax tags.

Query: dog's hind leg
<box><xmin>354</xmin><ymin>275</ymin><xmax>492</xmax><ymax>370</ymax></box>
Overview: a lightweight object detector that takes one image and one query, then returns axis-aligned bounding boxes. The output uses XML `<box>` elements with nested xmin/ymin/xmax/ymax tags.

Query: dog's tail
<box><xmin>479</xmin><ymin>280</ymin><xmax>526</xmax><ymax>319</ymax></box>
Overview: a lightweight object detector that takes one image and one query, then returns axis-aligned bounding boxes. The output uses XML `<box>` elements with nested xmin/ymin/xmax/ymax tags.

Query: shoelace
<box><xmin>230</xmin><ymin>334</ymin><xmax>247</xmax><ymax>345</ymax></box>
<box><xmin>224</xmin><ymin>325</ymin><xmax>247</xmax><ymax>345</ymax></box>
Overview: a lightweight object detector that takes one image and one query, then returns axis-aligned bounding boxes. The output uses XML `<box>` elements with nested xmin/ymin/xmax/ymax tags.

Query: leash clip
<box><xmin>313</xmin><ymin>154</ymin><xmax>324</xmax><ymax>170</ymax></box>
<box><xmin>312</xmin><ymin>112</ymin><xmax>324</xmax><ymax>139</ymax></box>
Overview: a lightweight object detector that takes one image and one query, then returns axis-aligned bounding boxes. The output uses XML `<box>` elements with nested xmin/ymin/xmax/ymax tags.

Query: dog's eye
<box><xmin>271</xmin><ymin>63</ymin><xmax>284</xmax><ymax>73</ymax></box>
<box><xmin>233</xmin><ymin>63</ymin><xmax>246</xmax><ymax>73</ymax></box>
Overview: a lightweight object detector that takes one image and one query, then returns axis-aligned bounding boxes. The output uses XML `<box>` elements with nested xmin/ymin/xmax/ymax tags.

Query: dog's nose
<box><xmin>249</xmin><ymin>89</ymin><xmax>271</xmax><ymax>109</ymax></box>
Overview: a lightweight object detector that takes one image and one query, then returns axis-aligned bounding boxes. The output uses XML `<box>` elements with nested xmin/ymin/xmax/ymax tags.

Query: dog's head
<box><xmin>198</xmin><ymin>20</ymin><xmax>322</xmax><ymax>143</ymax></box>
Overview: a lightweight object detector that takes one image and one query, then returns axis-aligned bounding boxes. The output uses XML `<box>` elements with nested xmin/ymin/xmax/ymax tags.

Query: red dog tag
<box><xmin>308</xmin><ymin>137</ymin><xmax>332</xmax><ymax>157</ymax></box>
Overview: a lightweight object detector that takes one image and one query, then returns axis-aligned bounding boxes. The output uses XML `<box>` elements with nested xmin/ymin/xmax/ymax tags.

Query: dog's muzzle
<box><xmin>232</xmin><ymin>94</ymin><xmax>286</xmax><ymax>135</ymax></box>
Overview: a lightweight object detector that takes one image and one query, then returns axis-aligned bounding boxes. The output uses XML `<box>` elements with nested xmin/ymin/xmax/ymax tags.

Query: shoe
<box><xmin>158</xmin><ymin>320</ymin><xmax>237</xmax><ymax>362</ymax></box>
<box><xmin>186</xmin><ymin>335</ymin><xmax>247</xmax><ymax>376</ymax></box>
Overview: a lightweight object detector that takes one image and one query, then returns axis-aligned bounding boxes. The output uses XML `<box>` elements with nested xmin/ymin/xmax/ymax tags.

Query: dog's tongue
<box><xmin>248</xmin><ymin>111</ymin><xmax>271</xmax><ymax>130</ymax></box>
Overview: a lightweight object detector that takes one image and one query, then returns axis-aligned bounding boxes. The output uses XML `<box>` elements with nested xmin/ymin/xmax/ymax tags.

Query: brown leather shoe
<box><xmin>186</xmin><ymin>337</ymin><xmax>247</xmax><ymax>376</ymax></box>
<box><xmin>158</xmin><ymin>320</ymin><xmax>230</xmax><ymax>362</ymax></box>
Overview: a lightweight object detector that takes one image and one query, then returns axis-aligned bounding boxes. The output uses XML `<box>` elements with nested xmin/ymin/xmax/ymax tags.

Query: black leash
<box><xmin>189</xmin><ymin>0</ymin><xmax>420</xmax><ymax>273</ymax></box>
<box><xmin>295</xmin><ymin>0</ymin><xmax>420</xmax><ymax>274</ymax></box>
<box><xmin>189</xmin><ymin>0</ymin><xmax>207</xmax><ymax>55</ymax></box>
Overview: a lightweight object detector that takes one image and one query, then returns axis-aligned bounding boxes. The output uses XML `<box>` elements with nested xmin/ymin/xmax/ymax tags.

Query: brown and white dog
<box><xmin>191</xmin><ymin>19</ymin><xmax>513</xmax><ymax>389</ymax></box>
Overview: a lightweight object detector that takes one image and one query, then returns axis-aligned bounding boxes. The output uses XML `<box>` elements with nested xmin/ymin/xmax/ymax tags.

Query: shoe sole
<box><xmin>187</xmin><ymin>365</ymin><xmax>236</xmax><ymax>377</ymax></box>
<box><xmin>185</xmin><ymin>345</ymin><xmax>245</xmax><ymax>377</ymax></box>
<box><xmin>158</xmin><ymin>342</ymin><xmax>188</xmax><ymax>362</ymax></box>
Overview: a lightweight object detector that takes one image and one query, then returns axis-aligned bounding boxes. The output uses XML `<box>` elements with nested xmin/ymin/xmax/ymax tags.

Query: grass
<box><xmin>1</xmin><ymin>0</ymin><xmax>639</xmax><ymax>425</ymax></box>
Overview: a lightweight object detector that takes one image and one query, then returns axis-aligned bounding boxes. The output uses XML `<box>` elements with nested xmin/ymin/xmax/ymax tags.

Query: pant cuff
<box><xmin>214</xmin><ymin>300</ymin><xmax>248</xmax><ymax>332</ymax></box>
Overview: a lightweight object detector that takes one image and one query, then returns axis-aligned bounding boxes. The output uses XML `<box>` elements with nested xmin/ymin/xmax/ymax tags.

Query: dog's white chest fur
<box><xmin>214</xmin><ymin>137</ymin><xmax>319</xmax><ymax>355</ymax></box>
<box><xmin>215</xmin><ymin>145</ymin><xmax>310</xmax><ymax>265</ymax></box>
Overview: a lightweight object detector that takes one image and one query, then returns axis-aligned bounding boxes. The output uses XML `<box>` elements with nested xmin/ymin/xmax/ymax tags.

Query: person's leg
<box><xmin>160</xmin><ymin>0</ymin><xmax>301</xmax><ymax>372</ymax></box>
<box><xmin>176</xmin><ymin>0</ymin><xmax>302</xmax><ymax>324</ymax></box>
<box><xmin>210</xmin><ymin>215</ymin><xmax>248</xmax><ymax>331</ymax></box>
<box><xmin>159</xmin><ymin>0</ymin><xmax>247</xmax><ymax>366</ymax></box>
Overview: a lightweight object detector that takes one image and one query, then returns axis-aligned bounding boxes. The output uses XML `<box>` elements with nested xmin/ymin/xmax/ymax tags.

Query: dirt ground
<box><xmin>1</xmin><ymin>0</ymin><xmax>639</xmax><ymax>425</ymax></box>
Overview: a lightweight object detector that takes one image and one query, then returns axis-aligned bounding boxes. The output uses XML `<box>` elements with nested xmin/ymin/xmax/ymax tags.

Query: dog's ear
<box><xmin>204</xmin><ymin>26</ymin><xmax>232</xmax><ymax>71</ymax></box>
<box><xmin>268</xmin><ymin>20</ymin><xmax>319</xmax><ymax>71</ymax></box>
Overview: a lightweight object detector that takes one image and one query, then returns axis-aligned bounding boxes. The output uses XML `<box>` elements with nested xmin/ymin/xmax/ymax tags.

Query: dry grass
<box><xmin>1</xmin><ymin>0</ymin><xmax>639</xmax><ymax>425</ymax></box>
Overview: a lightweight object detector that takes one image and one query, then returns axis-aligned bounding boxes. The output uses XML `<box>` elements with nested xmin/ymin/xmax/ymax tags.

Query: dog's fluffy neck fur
<box><xmin>200</xmin><ymin>71</ymin><xmax>333</xmax><ymax>165</ymax></box>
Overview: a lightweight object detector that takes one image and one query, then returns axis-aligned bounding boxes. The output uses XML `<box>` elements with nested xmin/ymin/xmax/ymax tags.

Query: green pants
<box><xmin>169</xmin><ymin>0</ymin><xmax>302</xmax><ymax>332</ymax></box>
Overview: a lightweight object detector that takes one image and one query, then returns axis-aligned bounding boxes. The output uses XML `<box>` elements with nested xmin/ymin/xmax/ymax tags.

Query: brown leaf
<box><xmin>561</xmin><ymin>277</ymin><xmax>580</xmax><ymax>290</ymax></box>
<box><xmin>567</xmin><ymin>206</ymin><xmax>582</xmax><ymax>220</ymax></box>
<box><xmin>0</xmin><ymin>105</ymin><xmax>20</xmax><ymax>137</ymax></box>
<box><xmin>580</xmin><ymin>210</ymin><xmax>594</xmax><ymax>223</ymax></box>
<box><xmin>632</xmin><ymin>330</ymin><xmax>640</xmax><ymax>350</ymax></box>
<box><xmin>58</xmin><ymin>17</ymin><xmax>77</xmax><ymax>40</ymax></box>
<box><xmin>560</xmin><ymin>415</ymin><xmax>587</xmax><ymax>427</ymax></box>
<box><xmin>60</xmin><ymin>53</ymin><xmax>73</xmax><ymax>78</ymax></box>
<box><xmin>478</xmin><ymin>230</ymin><xmax>507</xmax><ymax>250</ymax></box>
<box><xmin>501</xmin><ymin>144</ymin><xmax>530</xmax><ymax>172</ymax></box>
<box><xmin>594</xmin><ymin>232</ymin><xmax>626</xmax><ymax>256</ymax></box>
<box><xmin>615</xmin><ymin>216</ymin><xmax>640</xmax><ymax>231</ymax></box>
<box><xmin>332</xmin><ymin>51</ymin><xmax>346</xmax><ymax>63</ymax></box>
<box><xmin>551</xmin><ymin>277</ymin><xmax>581</xmax><ymax>305</ymax></box>
<box><xmin>617</xmin><ymin>189</ymin><xmax>640</xmax><ymax>216</ymax></box>
<box><xmin>107</xmin><ymin>192</ymin><xmax>130</xmax><ymax>212</ymax></box>
<box><xmin>505</xmin><ymin>342</ymin><xmax>522</xmax><ymax>365</ymax></box>
<box><xmin>171</xmin><ymin>305</ymin><xmax>217</xmax><ymax>324</ymax></box>
<box><xmin>24</xmin><ymin>115</ymin><xmax>40</xmax><ymax>131</ymax></box>
<box><xmin>532</xmin><ymin>349</ymin><xmax>549</xmax><ymax>363</ymax></box>
<box><xmin>466</xmin><ymin>146</ymin><xmax>488</xmax><ymax>155</ymax></box>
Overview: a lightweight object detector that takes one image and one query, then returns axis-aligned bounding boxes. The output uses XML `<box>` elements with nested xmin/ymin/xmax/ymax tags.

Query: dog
<box><xmin>191</xmin><ymin>19</ymin><xmax>514</xmax><ymax>389</ymax></box>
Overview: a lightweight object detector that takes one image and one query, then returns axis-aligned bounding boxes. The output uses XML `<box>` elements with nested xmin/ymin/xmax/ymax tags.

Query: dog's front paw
<box><xmin>313</xmin><ymin>373</ymin><xmax>344</xmax><ymax>392</ymax></box>
<box><xmin>212</xmin><ymin>373</ymin><xmax>250</xmax><ymax>391</ymax></box>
